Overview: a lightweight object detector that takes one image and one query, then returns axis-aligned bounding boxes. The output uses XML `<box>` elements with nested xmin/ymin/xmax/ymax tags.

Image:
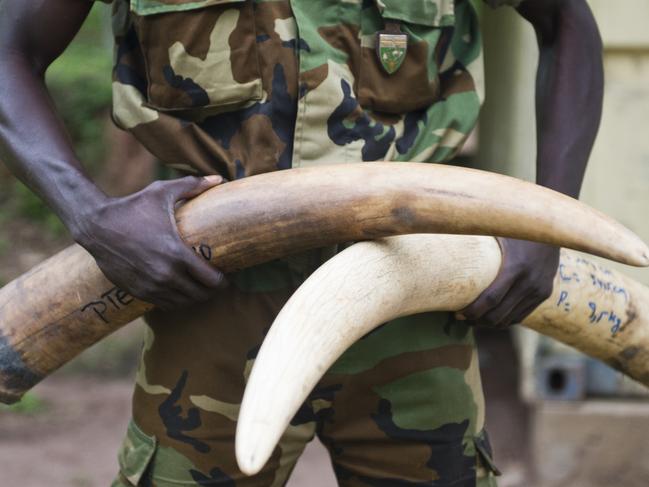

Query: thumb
<box><xmin>167</xmin><ymin>175</ymin><xmax>224</xmax><ymax>202</ymax></box>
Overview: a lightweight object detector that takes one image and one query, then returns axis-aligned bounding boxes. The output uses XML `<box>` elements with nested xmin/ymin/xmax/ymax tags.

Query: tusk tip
<box><xmin>642</xmin><ymin>250</ymin><xmax>649</xmax><ymax>267</ymax></box>
<box><xmin>236</xmin><ymin>448</ymin><xmax>265</xmax><ymax>477</ymax></box>
<box><xmin>616</xmin><ymin>238</ymin><xmax>649</xmax><ymax>267</ymax></box>
<box><xmin>630</xmin><ymin>246</ymin><xmax>649</xmax><ymax>267</ymax></box>
<box><xmin>235</xmin><ymin>425</ymin><xmax>274</xmax><ymax>476</ymax></box>
<box><xmin>238</xmin><ymin>461</ymin><xmax>261</xmax><ymax>477</ymax></box>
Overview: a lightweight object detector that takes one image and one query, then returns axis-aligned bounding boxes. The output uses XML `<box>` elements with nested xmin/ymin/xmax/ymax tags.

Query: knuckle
<box><xmin>528</xmin><ymin>282</ymin><xmax>552</xmax><ymax>301</ymax></box>
<box><xmin>138</xmin><ymin>284</ymin><xmax>161</xmax><ymax>301</ymax></box>
<box><xmin>152</xmin><ymin>267</ymin><xmax>174</xmax><ymax>284</ymax></box>
<box><xmin>516</xmin><ymin>265</ymin><xmax>531</xmax><ymax>278</ymax></box>
<box><xmin>148</xmin><ymin>180</ymin><xmax>165</xmax><ymax>192</ymax></box>
<box><xmin>183</xmin><ymin>175</ymin><xmax>200</xmax><ymax>185</ymax></box>
<box><xmin>537</xmin><ymin>285</ymin><xmax>554</xmax><ymax>301</ymax></box>
<box><xmin>177</xmin><ymin>176</ymin><xmax>199</xmax><ymax>192</ymax></box>
<box><xmin>506</xmin><ymin>260</ymin><xmax>526</xmax><ymax>276</ymax></box>
<box><xmin>509</xmin><ymin>313</ymin><xmax>527</xmax><ymax>326</ymax></box>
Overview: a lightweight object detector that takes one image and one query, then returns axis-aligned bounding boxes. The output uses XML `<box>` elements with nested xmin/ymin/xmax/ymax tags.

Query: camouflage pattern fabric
<box><xmin>100</xmin><ymin>0</ymin><xmax>502</xmax><ymax>178</ymax></box>
<box><xmin>111</xmin><ymin>256</ymin><xmax>499</xmax><ymax>486</ymax></box>
<box><xmin>85</xmin><ymin>0</ymin><xmax>523</xmax><ymax>484</ymax></box>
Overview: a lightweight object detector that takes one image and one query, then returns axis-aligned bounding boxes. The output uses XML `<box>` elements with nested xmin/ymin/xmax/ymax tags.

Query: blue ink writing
<box><xmin>556</xmin><ymin>291</ymin><xmax>571</xmax><ymax>312</ymax></box>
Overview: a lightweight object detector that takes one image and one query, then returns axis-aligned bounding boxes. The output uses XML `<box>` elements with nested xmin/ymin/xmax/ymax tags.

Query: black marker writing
<box><xmin>80</xmin><ymin>287</ymin><xmax>135</xmax><ymax>324</ymax></box>
<box><xmin>192</xmin><ymin>244</ymin><xmax>212</xmax><ymax>261</ymax></box>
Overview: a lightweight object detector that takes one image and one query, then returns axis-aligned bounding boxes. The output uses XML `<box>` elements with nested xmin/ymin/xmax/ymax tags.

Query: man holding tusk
<box><xmin>0</xmin><ymin>0</ymin><xmax>603</xmax><ymax>485</ymax></box>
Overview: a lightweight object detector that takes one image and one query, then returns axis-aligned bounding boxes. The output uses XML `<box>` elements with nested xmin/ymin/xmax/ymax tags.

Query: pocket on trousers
<box><xmin>130</xmin><ymin>0</ymin><xmax>263</xmax><ymax>112</ymax></box>
<box><xmin>115</xmin><ymin>420</ymin><xmax>157</xmax><ymax>486</ymax></box>
<box><xmin>358</xmin><ymin>0</ymin><xmax>455</xmax><ymax>114</ymax></box>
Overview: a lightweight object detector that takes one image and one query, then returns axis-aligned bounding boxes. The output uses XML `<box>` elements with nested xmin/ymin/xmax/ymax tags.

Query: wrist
<box><xmin>59</xmin><ymin>180</ymin><xmax>110</xmax><ymax>246</ymax></box>
<box><xmin>499</xmin><ymin>238</ymin><xmax>560</xmax><ymax>261</ymax></box>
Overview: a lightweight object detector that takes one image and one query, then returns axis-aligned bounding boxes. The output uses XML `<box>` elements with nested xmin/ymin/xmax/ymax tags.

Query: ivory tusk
<box><xmin>1</xmin><ymin>163</ymin><xmax>647</xmax><ymax>404</ymax></box>
<box><xmin>236</xmin><ymin>234</ymin><xmax>649</xmax><ymax>475</ymax></box>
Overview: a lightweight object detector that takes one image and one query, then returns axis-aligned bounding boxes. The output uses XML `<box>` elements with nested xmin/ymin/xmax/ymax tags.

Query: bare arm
<box><xmin>521</xmin><ymin>0</ymin><xmax>603</xmax><ymax>198</ymax></box>
<box><xmin>0</xmin><ymin>0</ymin><xmax>98</xmax><ymax>222</ymax></box>
<box><xmin>0</xmin><ymin>0</ymin><xmax>226</xmax><ymax>308</ymax></box>
<box><xmin>461</xmin><ymin>0</ymin><xmax>604</xmax><ymax>327</ymax></box>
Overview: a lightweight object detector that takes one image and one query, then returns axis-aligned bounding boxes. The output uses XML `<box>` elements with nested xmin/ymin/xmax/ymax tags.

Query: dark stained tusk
<box><xmin>236</xmin><ymin>234</ymin><xmax>649</xmax><ymax>475</ymax></box>
<box><xmin>0</xmin><ymin>162</ymin><xmax>648</xmax><ymax>404</ymax></box>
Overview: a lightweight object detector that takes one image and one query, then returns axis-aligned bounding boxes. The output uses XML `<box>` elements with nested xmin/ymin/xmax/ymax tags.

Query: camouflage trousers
<box><xmin>112</xmin><ymin>253</ymin><xmax>500</xmax><ymax>486</ymax></box>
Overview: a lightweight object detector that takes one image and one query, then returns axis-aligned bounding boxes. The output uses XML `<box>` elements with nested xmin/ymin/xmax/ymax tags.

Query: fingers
<box><xmin>458</xmin><ymin>272</ymin><xmax>553</xmax><ymax>329</ymax></box>
<box><xmin>99</xmin><ymin>269</ymin><xmax>176</xmax><ymax>310</ymax></box>
<box><xmin>103</xmin><ymin>255</ymin><xmax>226</xmax><ymax>310</ymax></box>
<box><xmin>169</xmin><ymin>278</ymin><xmax>217</xmax><ymax>306</ymax></box>
<box><xmin>169</xmin><ymin>211</ymin><xmax>228</xmax><ymax>291</ymax></box>
<box><xmin>163</xmin><ymin>175</ymin><xmax>224</xmax><ymax>203</ymax></box>
<box><xmin>456</xmin><ymin>238</ymin><xmax>559</xmax><ymax>329</ymax></box>
<box><xmin>152</xmin><ymin>252</ymin><xmax>227</xmax><ymax>309</ymax></box>
<box><xmin>184</xmin><ymin>248</ymin><xmax>228</xmax><ymax>289</ymax></box>
<box><xmin>87</xmin><ymin>175</ymin><xmax>229</xmax><ymax>311</ymax></box>
<box><xmin>155</xmin><ymin>175</ymin><xmax>228</xmax><ymax>307</ymax></box>
<box><xmin>457</xmin><ymin>271</ymin><xmax>518</xmax><ymax>322</ymax></box>
<box><xmin>480</xmin><ymin>292</ymin><xmax>527</xmax><ymax>329</ymax></box>
<box><xmin>167</xmin><ymin>245</ymin><xmax>228</xmax><ymax>304</ymax></box>
<box><xmin>135</xmin><ymin>275</ymin><xmax>216</xmax><ymax>310</ymax></box>
<box><xmin>507</xmin><ymin>299</ymin><xmax>543</xmax><ymax>327</ymax></box>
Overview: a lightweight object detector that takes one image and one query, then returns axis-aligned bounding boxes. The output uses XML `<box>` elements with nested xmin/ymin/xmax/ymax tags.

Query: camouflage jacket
<box><xmin>99</xmin><ymin>0</ymin><xmax>521</xmax><ymax>179</ymax></box>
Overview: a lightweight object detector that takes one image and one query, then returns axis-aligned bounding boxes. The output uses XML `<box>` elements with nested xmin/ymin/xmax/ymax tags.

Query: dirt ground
<box><xmin>0</xmin><ymin>330</ymin><xmax>529</xmax><ymax>487</ymax></box>
<box><xmin>0</xmin><ymin>379</ymin><xmax>133</xmax><ymax>487</ymax></box>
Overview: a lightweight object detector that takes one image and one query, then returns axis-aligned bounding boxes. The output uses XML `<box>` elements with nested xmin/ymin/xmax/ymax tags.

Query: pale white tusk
<box><xmin>3</xmin><ymin>163</ymin><xmax>649</xmax><ymax>405</ymax></box>
<box><xmin>236</xmin><ymin>234</ymin><xmax>649</xmax><ymax>475</ymax></box>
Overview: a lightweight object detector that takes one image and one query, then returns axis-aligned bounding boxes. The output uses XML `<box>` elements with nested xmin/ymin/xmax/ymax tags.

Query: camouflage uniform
<box><xmin>91</xmin><ymin>0</ymin><xmax>521</xmax><ymax>485</ymax></box>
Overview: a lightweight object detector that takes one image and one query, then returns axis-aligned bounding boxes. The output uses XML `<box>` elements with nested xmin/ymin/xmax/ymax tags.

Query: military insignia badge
<box><xmin>376</xmin><ymin>21</ymin><xmax>408</xmax><ymax>75</ymax></box>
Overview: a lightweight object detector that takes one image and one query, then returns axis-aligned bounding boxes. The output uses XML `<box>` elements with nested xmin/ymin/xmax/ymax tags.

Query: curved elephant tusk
<box><xmin>236</xmin><ymin>234</ymin><xmax>649</xmax><ymax>475</ymax></box>
<box><xmin>1</xmin><ymin>163</ymin><xmax>648</xmax><ymax>404</ymax></box>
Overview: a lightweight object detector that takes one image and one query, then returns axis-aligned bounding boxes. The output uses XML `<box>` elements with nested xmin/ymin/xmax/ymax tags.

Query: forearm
<box><xmin>0</xmin><ymin>0</ymin><xmax>102</xmax><ymax>236</ymax></box>
<box><xmin>0</xmin><ymin>52</ymin><xmax>106</xmax><ymax>234</ymax></box>
<box><xmin>528</xmin><ymin>0</ymin><xmax>604</xmax><ymax>198</ymax></box>
<box><xmin>463</xmin><ymin>0</ymin><xmax>604</xmax><ymax>326</ymax></box>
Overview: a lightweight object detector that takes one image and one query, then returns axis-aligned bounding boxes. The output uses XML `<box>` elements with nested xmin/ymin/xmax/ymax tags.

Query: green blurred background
<box><xmin>0</xmin><ymin>9</ymin><xmax>112</xmax><ymax>241</ymax></box>
<box><xmin>0</xmin><ymin>8</ymin><xmax>145</xmax><ymax>411</ymax></box>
